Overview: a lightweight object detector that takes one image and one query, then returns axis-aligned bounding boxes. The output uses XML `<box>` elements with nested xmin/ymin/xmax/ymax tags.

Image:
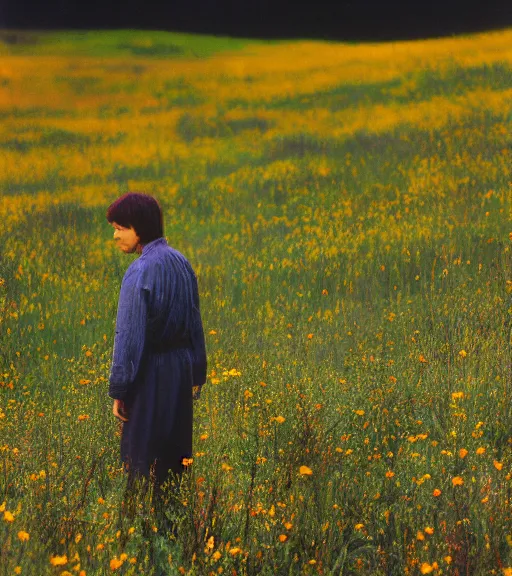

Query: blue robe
<box><xmin>108</xmin><ymin>237</ymin><xmax>207</xmax><ymax>480</ymax></box>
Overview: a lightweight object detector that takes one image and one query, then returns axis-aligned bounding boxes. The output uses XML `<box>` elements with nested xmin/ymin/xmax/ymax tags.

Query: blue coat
<box><xmin>108</xmin><ymin>237</ymin><xmax>207</xmax><ymax>480</ymax></box>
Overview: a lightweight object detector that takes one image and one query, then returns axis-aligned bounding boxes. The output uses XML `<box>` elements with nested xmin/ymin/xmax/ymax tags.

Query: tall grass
<box><xmin>0</xmin><ymin>28</ymin><xmax>511</xmax><ymax>575</ymax></box>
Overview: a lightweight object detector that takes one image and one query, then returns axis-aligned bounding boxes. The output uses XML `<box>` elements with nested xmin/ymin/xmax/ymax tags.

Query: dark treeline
<box><xmin>1</xmin><ymin>0</ymin><xmax>511</xmax><ymax>41</ymax></box>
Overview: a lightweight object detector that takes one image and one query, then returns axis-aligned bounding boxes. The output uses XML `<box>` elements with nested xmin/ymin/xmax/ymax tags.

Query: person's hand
<box><xmin>113</xmin><ymin>399</ymin><xmax>129</xmax><ymax>422</ymax></box>
<box><xmin>192</xmin><ymin>386</ymin><xmax>201</xmax><ymax>401</ymax></box>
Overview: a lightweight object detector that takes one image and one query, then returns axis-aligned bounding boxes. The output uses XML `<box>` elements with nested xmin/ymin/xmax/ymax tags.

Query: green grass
<box><xmin>0</xmin><ymin>29</ymin><xmax>269</xmax><ymax>58</ymax></box>
<box><xmin>0</xmin><ymin>28</ymin><xmax>512</xmax><ymax>575</ymax></box>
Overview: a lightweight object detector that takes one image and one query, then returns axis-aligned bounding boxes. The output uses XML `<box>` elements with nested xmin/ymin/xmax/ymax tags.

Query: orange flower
<box><xmin>476</xmin><ymin>447</ymin><xmax>486</xmax><ymax>455</ymax></box>
<box><xmin>17</xmin><ymin>531</ymin><xmax>29</xmax><ymax>542</ymax></box>
<box><xmin>424</xmin><ymin>527</ymin><xmax>434</xmax><ymax>535</ymax></box>
<box><xmin>385</xmin><ymin>470</ymin><xmax>395</xmax><ymax>478</ymax></box>
<box><xmin>299</xmin><ymin>465</ymin><xmax>313</xmax><ymax>476</ymax></box>
<box><xmin>418</xmin><ymin>354</ymin><xmax>428</xmax><ymax>363</ymax></box>
<box><xmin>420</xmin><ymin>563</ymin><xmax>434</xmax><ymax>574</ymax></box>
<box><xmin>433</xmin><ymin>488</ymin><xmax>442</xmax><ymax>497</ymax></box>
<box><xmin>182</xmin><ymin>458</ymin><xmax>194</xmax><ymax>467</ymax></box>
<box><xmin>110</xmin><ymin>557</ymin><xmax>124</xmax><ymax>570</ymax></box>
<box><xmin>459</xmin><ymin>448</ymin><xmax>468</xmax><ymax>458</ymax></box>
<box><xmin>452</xmin><ymin>476</ymin><xmax>464</xmax><ymax>486</ymax></box>
<box><xmin>3</xmin><ymin>510</ymin><xmax>14</xmax><ymax>522</ymax></box>
<box><xmin>278</xmin><ymin>534</ymin><xmax>288</xmax><ymax>542</ymax></box>
<box><xmin>494</xmin><ymin>460</ymin><xmax>503</xmax><ymax>471</ymax></box>
<box><xmin>50</xmin><ymin>555</ymin><xmax>68</xmax><ymax>566</ymax></box>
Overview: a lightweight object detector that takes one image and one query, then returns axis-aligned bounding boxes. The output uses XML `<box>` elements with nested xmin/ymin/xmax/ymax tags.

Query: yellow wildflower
<box><xmin>4</xmin><ymin>510</ymin><xmax>14</xmax><ymax>522</ymax></box>
<box><xmin>50</xmin><ymin>555</ymin><xmax>68</xmax><ymax>566</ymax></box>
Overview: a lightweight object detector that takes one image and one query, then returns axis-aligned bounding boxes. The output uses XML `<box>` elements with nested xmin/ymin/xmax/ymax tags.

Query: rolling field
<box><xmin>0</xmin><ymin>28</ymin><xmax>512</xmax><ymax>575</ymax></box>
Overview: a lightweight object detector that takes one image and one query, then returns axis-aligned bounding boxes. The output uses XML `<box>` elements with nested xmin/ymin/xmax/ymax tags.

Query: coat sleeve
<box><xmin>190</xmin><ymin>270</ymin><xmax>207</xmax><ymax>388</ymax></box>
<box><xmin>109</xmin><ymin>263</ymin><xmax>149</xmax><ymax>401</ymax></box>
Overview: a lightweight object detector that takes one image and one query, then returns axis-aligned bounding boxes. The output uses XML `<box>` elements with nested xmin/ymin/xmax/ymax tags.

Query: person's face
<box><xmin>111</xmin><ymin>222</ymin><xmax>142</xmax><ymax>254</ymax></box>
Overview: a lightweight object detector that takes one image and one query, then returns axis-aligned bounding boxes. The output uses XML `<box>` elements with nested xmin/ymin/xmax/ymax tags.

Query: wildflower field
<box><xmin>1</xmin><ymin>27</ymin><xmax>512</xmax><ymax>575</ymax></box>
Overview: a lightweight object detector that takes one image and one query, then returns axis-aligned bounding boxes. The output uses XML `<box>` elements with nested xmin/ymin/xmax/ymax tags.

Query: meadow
<box><xmin>0</xmin><ymin>27</ymin><xmax>511</xmax><ymax>575</ymax></box>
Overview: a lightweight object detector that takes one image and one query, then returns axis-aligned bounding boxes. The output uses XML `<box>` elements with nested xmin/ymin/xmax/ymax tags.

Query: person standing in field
<box><xmin>106</xmin><ymin>192</ymin><xmax>207</xmax><ymax>509</ymax></box>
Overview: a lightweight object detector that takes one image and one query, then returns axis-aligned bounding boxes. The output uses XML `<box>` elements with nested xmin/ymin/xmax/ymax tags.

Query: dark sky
<box><xmin>1</xmin><ymin>0</ymin><xmax>511</xmax><ymax>41</ymax></box>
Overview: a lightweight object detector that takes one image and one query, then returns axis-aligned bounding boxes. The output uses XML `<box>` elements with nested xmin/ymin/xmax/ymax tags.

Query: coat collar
<box><xmin>141</xmin><ymin>237</ymin><xmax>168</xmax><ymax>256</ymax></box>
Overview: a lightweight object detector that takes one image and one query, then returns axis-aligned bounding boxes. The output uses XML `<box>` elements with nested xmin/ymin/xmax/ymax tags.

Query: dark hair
<box><xmin>106</xmin><ymin>192</ymin><xmax>164</xmax><ymax>244</ymax></box>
